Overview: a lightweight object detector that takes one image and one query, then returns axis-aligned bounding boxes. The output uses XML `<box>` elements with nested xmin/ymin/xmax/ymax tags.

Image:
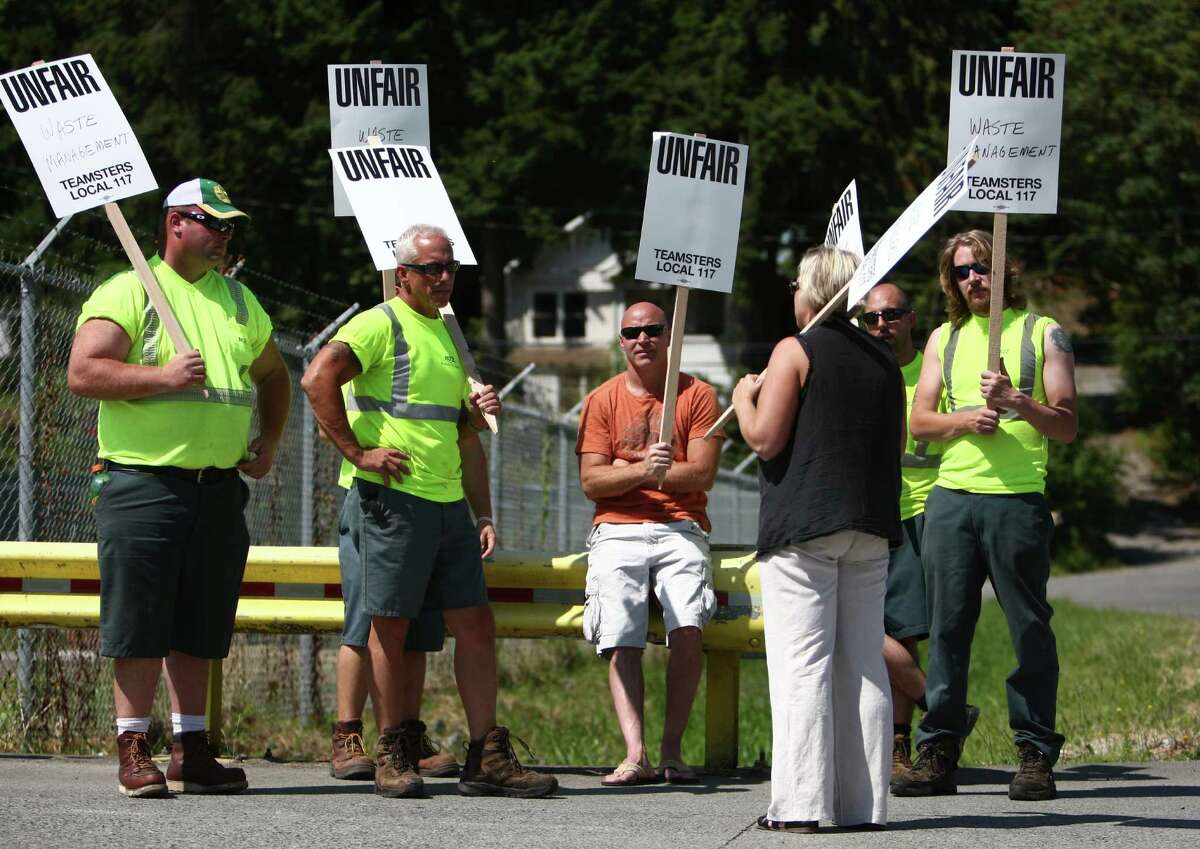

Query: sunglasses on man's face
<box><xmin>861</xmin><ymin>308</ymin><xmax>910</xmax><ymax>327</ymax></box>
<box><xmin>953</xmin><ymin>261</ymin><xmax>990</xmax><ymax>280</ymax></box>
<box><xmin>400</xmin><ymin>260</ymin><xmax>461</xmax><ymax>277</ymax></box>
<box><xmin>619</xmin><ymin>323</ymin><xmax>665</xmax><ymax>341</ymax></box>
<box><xmin>177</xmin><ymin>210</ymin><xmax>236</xmax><ymax>234</ymax></box>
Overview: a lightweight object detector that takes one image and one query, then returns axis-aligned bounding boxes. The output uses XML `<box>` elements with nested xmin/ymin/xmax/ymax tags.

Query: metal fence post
<box><xmin>556</xmin><ymin>423</ymin><xmax>569</xmax><ymax>551</ymax></box>
<box><xmin>16</xmin><ymin>268</ymin><xmax>39</xmax><ymax>751</ymax></box>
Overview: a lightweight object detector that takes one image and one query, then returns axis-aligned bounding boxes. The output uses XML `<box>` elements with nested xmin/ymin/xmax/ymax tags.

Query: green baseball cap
<box><xmin>162</xmin><ymin>177</ymin><xmax>250</xmax><ymax>221</ymax></box>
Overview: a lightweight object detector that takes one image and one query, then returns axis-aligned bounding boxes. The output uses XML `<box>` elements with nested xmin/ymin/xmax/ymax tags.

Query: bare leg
<box><xmin>441</xmin><ymin>606</ymin><xmax>497</xmax><ymax>739</ymax></box>
<box><xmin>367</xmin><ymin>616</ymin><xmax>411</xmax><ymax>731</ymax></box>
<box><xmin>399</xmin><ymin>651</ymin><xmax>427</xmax><ymax>722</ymax></box>
<box><xmin>163</xmin><ymin>652</ymin><xmax>211</xmax><ymax>716</ymax></box>
<box><xmin>607</xmin><ymin>647</ymin><xmax>649</xmax><ymax>767</ymax></box>
<box><xmin>661</xmin><ymin>627</ymin><xmax>703</xmax><ymax>763</ymax></box>
<box><xmin>884</xmin><ymin>635</ymin><xmax>923</xmax><ymax>725</ymax></box>
<box><xmin>114</xmin><ymin>657</ymin><xmax>163</xmax><ymax>718</ymax></box>
<box><xmin>336</xmin><ymin>644</ymin><xmax>370</xmax><ymax>723</ymax></box>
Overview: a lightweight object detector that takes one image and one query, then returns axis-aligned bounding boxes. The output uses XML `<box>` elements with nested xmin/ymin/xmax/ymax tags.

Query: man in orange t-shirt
<box><xmin>576</xmin><ymin>301</ymin><xmax>724</xmax><ymax>786</ymax></box>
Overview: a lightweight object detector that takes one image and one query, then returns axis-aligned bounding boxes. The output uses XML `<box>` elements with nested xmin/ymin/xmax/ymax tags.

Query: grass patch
<box><xmin>217</xmin><ymin>600</ymin><xmax>1200</xmax><ymax>768</ymax></box>
<box><xmin>6</xmin><ymin>601</ymin><xmax>1198</xmax><ymax>766</ymax></box>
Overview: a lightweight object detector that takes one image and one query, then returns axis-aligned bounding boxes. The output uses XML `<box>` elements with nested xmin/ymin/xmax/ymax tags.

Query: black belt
<box><xmin>102</xmin><ymin>460</ymin><xmax>240</xmax><ymax>484</ymax></box>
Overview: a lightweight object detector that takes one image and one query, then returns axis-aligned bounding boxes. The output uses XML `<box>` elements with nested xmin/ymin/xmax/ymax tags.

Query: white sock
<box><xmin>116</xmin><ymin>716</ymin><xmax>151</xmax><ymax>735</ymax></box>
<box><xmin>171</xmin><ymin>713</ymin><xmax>206</xmax><ymax>735</ymax></box>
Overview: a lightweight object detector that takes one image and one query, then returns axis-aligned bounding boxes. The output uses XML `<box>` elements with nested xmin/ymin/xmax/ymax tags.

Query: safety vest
<box><xmin>935</xmin><ymin>308</ymin><xmax>1054</xmax><ymax>495</ymax></box>
<box><xmin>77</xmin><ymin>255</ymin><xmax>270</xmax><ymax>469</ymax></box>
<box><xmin>333</xmin><ymin>298</ymin><xmax>469</xmax><ymax>503</ymax></box>
<box><xmin>900</xmin><ymin>352</ymin><xmax>941</xmax><ymax>520</ymax></box>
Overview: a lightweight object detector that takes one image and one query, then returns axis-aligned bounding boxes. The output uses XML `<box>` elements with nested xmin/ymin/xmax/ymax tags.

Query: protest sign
<box><xmin>948</xmin><ymin>49</ymin><xmax>1065</xmax><ymax>215</ymax></box>
<box><xmin>0</xmin><ymin>55</ymin><xmax>197</xmax><ymax>360</ymax></box>
<box><xmin>634</xmin><ymin>131</ymin><xmax>749</xmax><ymax>295</ymax></box>
<box><xmin>824</xmin><ymin>179</ymin><xmax>864</xmax><ymax>258</ymax></box>
<box><xmin>329</xmin><ymin>63</ymin><xmax>429</xmax><ymax>216</ymax></box>
<box><xmin>846</xmin><ymin>136</ymin><xmax>978</xmax><ymax>308</ymax></box>
<box><xmin>0</xmin><ymin>54</ymin><xmax>156</xmax><ymax>217</ymax></box>
<box><xmin>329</xmin><ymin>143</ymin><xmax>476</xmax><ymax>270</ymax></box>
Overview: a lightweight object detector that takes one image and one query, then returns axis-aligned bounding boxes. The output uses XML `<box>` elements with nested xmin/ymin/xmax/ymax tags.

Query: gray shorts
<box><xmin>344</xmin><ymin>479</ymin><xmax>488</xmax><ymax>620</ymax></box>
<box><xmin>885</xmin><ymin>513</ymin><xmax>930</xmax><ymax>641</ymax></box>
<box><xmin>337</xmin><ymin>489</ymin><xmax>445</xmax><ymax>651</ymax></box>
<box><xmin>582</xmin><ymin>520</ymin><xmax>717</xmax><ymax>655</ymax></box>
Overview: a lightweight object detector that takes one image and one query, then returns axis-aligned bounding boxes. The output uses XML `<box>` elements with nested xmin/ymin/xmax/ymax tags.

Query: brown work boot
<box><xmin>1009</xmin><ymin>743</ymin><xmax>1057</xmax><ymax>801</ymax></box>
<box><xmin>890</xmin><ymin>733</ymin><xmax>913</xmax><ymax>783</ymax></box>
<box><xmin>374</xmin><ymin>727</ymin><xmax>424</xmax><ymax>798</ymax></box>
<box><xmin>890</xmin><ymin>738</ymin><xmax>958</xmax><ymax>797</ymax></box>
<box><xmin>400</xmin><ymin>719</ymin><xmax>459</xmax><ymax>777</ymax></box>
<box><xmin>116</xmin><ymin>731</ymin><xmax>168</xmax><ymax>798</ymax></box>
<box><xmin>458</xmin><ymin>726</ymin><xmax>558</xmax><ymax>798</ymax></box>
<box><xmin>166</xmin><ymin>731</ymin><xmax>248</xmax><ymax>794</ymax></box>
<box><xmin>330</xmin><ymin>720</ymin><xmax>375</xmax><ymax>780</ymax></box>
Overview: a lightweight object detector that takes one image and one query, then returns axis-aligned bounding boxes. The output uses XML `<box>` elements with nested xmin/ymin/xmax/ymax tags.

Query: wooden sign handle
<box><xmin>655</xmin><ymin>286</ymin><xmax>689</xmax><ymax>487</ymax></box>
<box><xmin>986</xmin><ymin>45</ymin><xmax>1016</xmax><ymax>376</ymax></box>
<box><xmin>104</xmin><ymin>202</ymin><xmax>194</xmax><ymax>357</ymax></box>
<box><xmin>439</xmin><ymin>303</ymin><xmax>499</xmax><ymax>433</ymax></box>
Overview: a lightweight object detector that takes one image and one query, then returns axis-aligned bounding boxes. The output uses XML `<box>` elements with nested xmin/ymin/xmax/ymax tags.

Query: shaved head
<box><xmin>865</xmin><ymin>282</ymin><xmax>910</xmax><ymax>312</ymax></box>
<box><xmin>622</xmin><ymin>301</ymin><xmax>668</xmax><ymax>328</ymax></box>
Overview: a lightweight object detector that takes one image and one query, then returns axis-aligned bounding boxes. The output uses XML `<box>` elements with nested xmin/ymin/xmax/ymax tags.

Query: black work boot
<box><xmin>1009</xmin><ymin>743</ymin><xmax>1057</xmax><ymax>801</ymax></box>
<box><xmin>890</xmin><ymin>738</ymin><xmax>959</xmax><ymax>796</ymax></box>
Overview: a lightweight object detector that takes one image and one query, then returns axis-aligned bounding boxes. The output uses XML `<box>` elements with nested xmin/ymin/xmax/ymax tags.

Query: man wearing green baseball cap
<box><xmin>68</xmin><ymin>177</ymin><xmax>291</xmax><ymax>798</ymax></box>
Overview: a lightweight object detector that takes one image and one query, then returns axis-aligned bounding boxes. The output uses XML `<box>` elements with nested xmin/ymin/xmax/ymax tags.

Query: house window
<box><xmin>562</xmin><ymin>293</ymin><xmax>587</xmax><ymax>339</ymax></box>
<box><xmin>532</xmin><ymin>293</ymin><xmax>557</xmax><ymax>338</ymax></box>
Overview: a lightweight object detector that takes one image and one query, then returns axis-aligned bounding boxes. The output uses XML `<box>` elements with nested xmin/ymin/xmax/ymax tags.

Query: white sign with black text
<box><xmin>947</xmin><ymin>49</ymin><xmax>1065</xmax><ymax>214</ymax></box>
<box><xmin>329</xmin><ymin>143</ymin><xmax>476</xmax><ymax>270</ymax></box>
<box><xmin>824</xmin><ymin>179</ymin><xmax>864</xmax><ymax>258</ymax></box>
<box><xmin>328</xmin><ymin>63</ymin><xmax>430</xmax><ymax>216</ymax></box>
<box><xmin>847</xmin><ymin>138</ymin><xmax>978</xmax><ymax>307</ymax></box>
<box><xmin>634</xmin><ymin>132</ymin><xmax>749</xmax><ymax>295</ymax></box>
<box><xmin>0</xmin><ymin>54</ymin><xmax>156</xmax><ymax>216</ymax></box>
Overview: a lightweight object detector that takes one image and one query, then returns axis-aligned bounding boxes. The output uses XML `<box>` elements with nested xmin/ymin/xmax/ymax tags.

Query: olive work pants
<box><xmin>915</xmin><ymin>485</ymin><xmax>1065</xmax><ymax>763</ymax></box>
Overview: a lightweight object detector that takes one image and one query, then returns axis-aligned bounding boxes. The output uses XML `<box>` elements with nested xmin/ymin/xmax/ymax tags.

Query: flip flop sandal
<box><xmin>658</xmin><ymin>758</ymin><xmax>699</xmax><ymax>784</ymax></box>
<box><xmin>601</xmin><ymin>760</ymin><xmax>658</xmax><ymax>787</ymax></box>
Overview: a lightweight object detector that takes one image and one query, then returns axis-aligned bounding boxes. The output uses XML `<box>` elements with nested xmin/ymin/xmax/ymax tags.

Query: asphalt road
<box><xmin>1</xmin><ymin>755</ymin><xmax>1197</xmax><ymax>849</ymax></box>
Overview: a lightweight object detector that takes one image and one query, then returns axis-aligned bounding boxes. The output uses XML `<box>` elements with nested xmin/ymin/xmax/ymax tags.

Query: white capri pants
<box><xmin>760</xmin><ymin>529</ymin><xmax>891</xmax><ymax>827</ymax></box>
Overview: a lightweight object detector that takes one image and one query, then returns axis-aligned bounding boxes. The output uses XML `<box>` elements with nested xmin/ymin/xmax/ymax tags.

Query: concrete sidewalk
<box><xmin>1</xmin><ymin>755</ymin><xmax>1197</xmax><ymax>849</ymax></box>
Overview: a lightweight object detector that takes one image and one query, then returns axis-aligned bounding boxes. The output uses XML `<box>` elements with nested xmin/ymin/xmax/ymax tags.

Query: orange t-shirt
<box><xmin>576</xmin><ymin>372</ymin><xmax>724</xmax><ymax>532</ymax></box>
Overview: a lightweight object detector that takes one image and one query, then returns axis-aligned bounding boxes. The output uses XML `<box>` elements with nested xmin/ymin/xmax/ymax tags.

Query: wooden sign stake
<box><xmin>439</xmin><ymin>303</ymin><xmax>499</xmax><ymax>433</ymax></box>
<box><xmin>986</xmin><ymin>45</ymin><xmax>1016</xmax><ymax>377</ymax></box>
<box><xmin>104</xmin><ymin>202</ymin><xmax>195</xmax><ymax>360</ymax></box>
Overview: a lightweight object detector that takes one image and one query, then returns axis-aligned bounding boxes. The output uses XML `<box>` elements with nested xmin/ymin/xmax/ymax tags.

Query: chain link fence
<box><xmin>0</xmin><ymin>248</ymin><xmax>759</xmax><ymax>755</ymax></box>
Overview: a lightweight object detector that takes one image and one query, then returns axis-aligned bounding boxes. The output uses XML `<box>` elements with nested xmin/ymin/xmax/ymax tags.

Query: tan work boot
<box><xmin>400</xmin><ymin>719</ymin><xmax>459</xmax><ymax>777</ymax></box>
<box><xmin>457</xmin><ymin>726</ymin><xmax>558</xmax><ymax>798</ymax></box>
<box><xmin>166</xmin><ymin>731</ymin><xmax>248</xmax><ymax>794</ymax></box>
<box><xmin>374</xmin><ymin>727</ymin><xmax>423</xmax><ymax>798</ymax></box>
<box><xmin>890</xmin><ymin>738</ymin><xmax>959</xmax><ymax>797</ymax></box>
<box><xmin>331</xmin><ymin>720</ymin><xmax>375</xmax><ymax>780</ymax></box>
<box><xmin>116</xmin><ymin>731</ymin><xmax>167</xmax><ymax>798</ymax></box>
<box><xmin>890</xmin><ymin>732</ymin><xmax>913</xmax><ymax>783</ymax></box>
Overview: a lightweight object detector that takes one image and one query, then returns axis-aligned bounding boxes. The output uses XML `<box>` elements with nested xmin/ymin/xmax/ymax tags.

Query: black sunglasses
<box><xmin>400</xmin><ymin>260</ymin><xmax>461</xmax><ymax>277</ymax></box>
<box><xmin>861</xmin><ymin>308</ymin><xmax>910</xmax><ymax>326</ymax></box>
<box><xmin>619</xmin><ymin>323</ymin><xmax>665</xmax><ymax>340</ymax></box>
<box><xmin>953</xmin><ymin>261</ymin><xmax>990</xmax><ymax>280</ymax></box>
<box><xmin>177</xmin><ymin>210</ymin><xmax>236</xmax><ymax>234</ymax></box>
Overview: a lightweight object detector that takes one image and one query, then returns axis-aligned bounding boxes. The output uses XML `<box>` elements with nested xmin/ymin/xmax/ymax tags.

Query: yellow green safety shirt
<box><xmin>935</xmin><ymin>308</ymin><xmax>1055</xmax><ymax>495</ymax></box>
<box><xmin>75</xmin><ymin>255</ymin><xmax>272</xmax><ymax>469</ymax></box>
<box><xmin>900</xmin><ymin>352</ymin><xmax>942</xmax><ymax>520</ymax></box>
<box><xmin>332</xmin><ymin>297</ymin><xmax>470</xmax><ymax>503</ymax></box>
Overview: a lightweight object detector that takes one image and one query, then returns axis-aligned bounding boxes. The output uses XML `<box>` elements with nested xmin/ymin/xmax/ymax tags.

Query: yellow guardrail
<box><xmin>0</xmin><ymin>541</ymin><xmax>763</xmax><ymax>768</ymax></box>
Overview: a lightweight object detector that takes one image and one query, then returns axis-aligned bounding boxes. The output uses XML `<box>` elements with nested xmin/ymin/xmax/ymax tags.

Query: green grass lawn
<box><xmin>277</xmin><ymin>599</ymin><xmax>1198</xmax><ymax>768</ymax></box>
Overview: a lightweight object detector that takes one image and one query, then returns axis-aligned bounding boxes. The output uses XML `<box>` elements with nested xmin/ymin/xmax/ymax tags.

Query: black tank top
<box><xmin>756</xmin><ymin>317</ymin><xmax>903</xmax><ymax>556</ymax></box>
